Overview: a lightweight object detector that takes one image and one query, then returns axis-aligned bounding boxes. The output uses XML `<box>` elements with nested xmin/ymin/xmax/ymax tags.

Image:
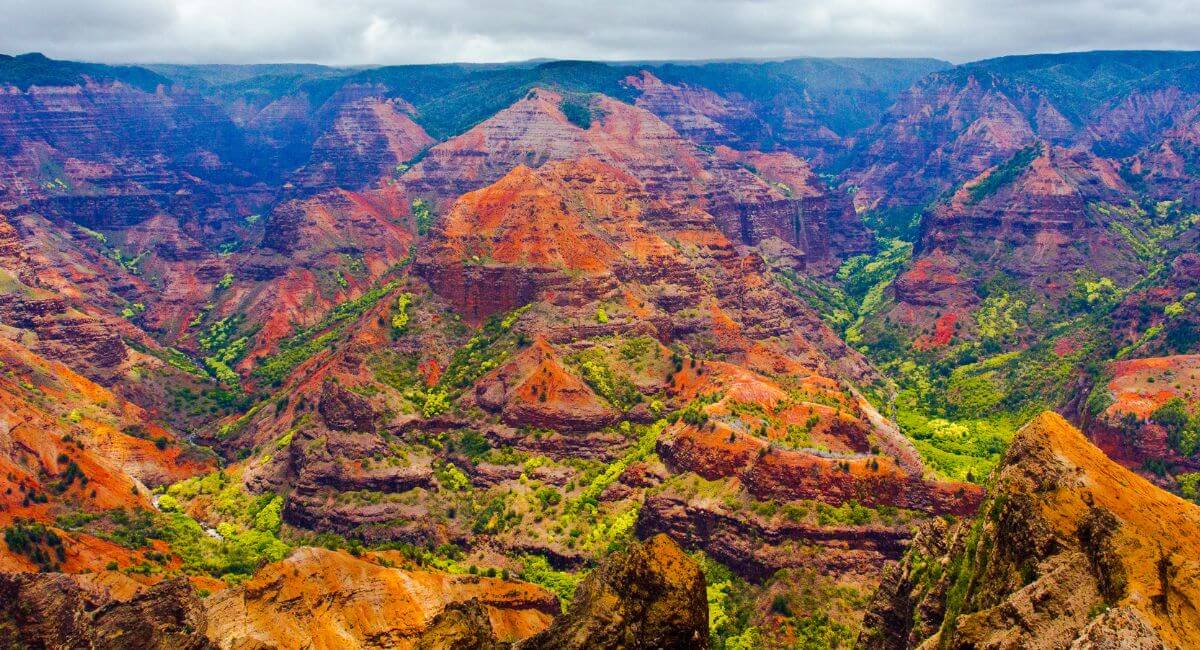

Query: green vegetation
<box><xmin>1151</xmin><ymin>398</ymin><xmax>1200</xmax><ymax>457</ymax></box>
<box><xmin>560</xmin><ymin>98</ymin><xmax>593</xmax><ymax>129</ymax></box>
<box><xmin>253</xmin><ymin>281</ymin><xmax>399</xmax><ymax>386</ymax></box>
<box><xmin>695</xmin><ymin>552</ymin><xmax>760</xmax><ymax>649</ymax></box>
<box><xmin>438</xmin><ymin>305</ymin><xmax>529</xmax><ymax>393</ymax></box>
<box><xmin>198</xmin><ymin>315</ymin><xmax>249</xmax><ymax>387</ymax></box>
<box><xmin>567</xmin><ymin>348</ymin><xmax>643</xmax><ymax>410</ymax></box>
<box><xmin>120</xmin><ymin>302</ymin><xmax>146</xmax><ymax>320</ymax></box>
<box><xmin>834</xmin><ymin>238</ymin><xmax>913</xmax><ymax>344</ymax></box>
<box><xmin>412</xmin><ymin>199</ymin><xmax>434</xmax><ymax>236</ymax></box>
<box><xmin>391</xmin><ymin>293</ymin><xmax>413</xmax><ymax>332</ymax></box>
<box><xmin>520</xmin><ymin>554</ymin><xmax>583</xmax><ymax>611</ymax></box>
<box><xmin>568</xmin><ymin>420</ymin><xmax>666</xmax><ymax>513</ymax></box>
<box><xmin>3</xmin><ymin>519</ymin><xmax>65</xmax><ymax>572</ymax></box>
<box><xmin>966</xmin><ymin>144</ymin><xmax>1041</xmax><ymax>204</ymax></box>
<box><xmin>1178</xmin><ymin>473</ymin><xmax>1200</xmax><ymax>503</ymax></box>
<box><xmin>792</xmin><ymin>612</ymin><xmax>855</xmax><ymax>649</ymax></box>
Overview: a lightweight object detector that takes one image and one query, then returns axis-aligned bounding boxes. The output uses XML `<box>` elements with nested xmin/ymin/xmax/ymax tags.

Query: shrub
<box><xmin>1152</xmin><ymin>398</ymin><xmax>1199</xmax><ymax>457</ymax></box>
<box><xmin>769</xmin><ymin>594</ymin><xmax>791</xmax><ymax>616</ymax></box>
<box><xmin>560</xmin><ymin>100</ymin><xmax>592</xmax><ymax>129</ymax></box>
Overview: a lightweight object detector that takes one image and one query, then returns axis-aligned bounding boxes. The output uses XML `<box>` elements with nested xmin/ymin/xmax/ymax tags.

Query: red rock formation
<box><xmin>887</xmin><ymin>144</ymin><xmax>1146</xmax><ymax>339</ymax></box>
<box><xmin>474</xmin><ymin>339</ymin><xmax>619</xmax><ymax>433</ymax></box>
<box><xmin>1084</xmin><ymin>355</ymin><xmax>1200</xmax><ymax>476</ymax></box>
<box><xmin>714</xmin><ymin>146</ymin><xmax>873</xmax><ymax>271</ymax></box>
<box><xmin>0</xmin><ymin>336</ymin><xmax>211</xmax><ymax>573</ymax></box>
<box><xmin>403</xmin><ymin>88</ymin><xmax>869</xmax><ymax>268</ymax></box>
<box><xmin>417</xmin><ymin>158</ymin><xmax>681</xmax><ymax>323</ymax></box>
<box><xmin>0</xmin><ymin>574</ymin><xmax>213</xmax><ymax>649</ymax></box>
<box><xmin>625</xmin><ymin>71</ymin><xmax>766</xmax><ymax>149</ymax></box>
<box><xmin>638</xmin><ymin>494</ymin><xmax>912</xmax><ymax>581</ymax></box>
<box><xmin>218</xmin><ymin>184</ymin><xmax>414</xmax><ymax>362</ymax></box>
<box><xmin>0</xmin><ymin>75</ymin><xmax>270</xmax><ymax>234</ymax></box>
<box><xmin>294</xmin><ymin>88</ymin><xmax>434</xmax><ymax>190</ymax></box>
<box><xmin>515</xmin><ymin>534</ymin><xmax>708</xmax><ymax>650</ymax></box>
<box><xmin>846</xmin><ymin>71</ymin><xmax>1045</xmax><ymax>211</ymax></box>
<box><xmin>658</xmin><ymin>423</ymin><xmax>982</xmax><ymax>516</ymax></box>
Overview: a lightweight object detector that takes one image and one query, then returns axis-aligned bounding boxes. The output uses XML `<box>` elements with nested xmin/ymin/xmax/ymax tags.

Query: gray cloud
<box><xmin>2</xmin><ymin>0</ymin><xmax>1199</xmax><ymax>65</ymax></box>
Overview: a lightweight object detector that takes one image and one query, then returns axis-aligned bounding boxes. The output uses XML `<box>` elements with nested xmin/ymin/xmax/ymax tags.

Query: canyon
<box><xmin>0</xmin><ymin>49</ymin><xmax>1198</xmax><ymax>648</ymax></box>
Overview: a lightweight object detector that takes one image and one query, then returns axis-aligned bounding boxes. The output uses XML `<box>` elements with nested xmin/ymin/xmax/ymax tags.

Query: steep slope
<box><xmin>864</xmin><ymin>143</ymin><xmax>1195</xmax><ymax>355</ymax></box>
<box><xmin>291</xmin><ymin>89</ymin><xmax>434</xmax><ymax>191</ymax></box>
<box><xmin>861</xmin><ymin>412</ymin><xmax>1200</xmax><ymax>649</ymax></box>
<box><xmin>515</xmin><ymin>534</ymin><xmax>708</xmax><ymax>649</ymax></box>
<box><xmin>0</xmin><ymin>532</ymin><xmax>708</xmax><ymax>650</ymax></box>
<box><xmin>0</xmin><ymin>54</ymin><xmax>270</xmax><ymax>239</ymax></box>
<box><xmin>0</xmin><ymin>335</ymin><xmax>212</xmax><ymax>573</ymax></box>
<box><xmin>0</xmin><ymin>574</ymin><xmax>213</xmax><ymax>649</ymax></box>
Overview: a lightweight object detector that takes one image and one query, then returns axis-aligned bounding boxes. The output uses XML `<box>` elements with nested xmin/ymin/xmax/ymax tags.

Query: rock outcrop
<box><xmin>293</xmin><ymin>91</ymin><xmax>433</xmax><ymax>191</ymax></box>
<box><xmin>860</xmin><ymin>412</ymin><xmax>1200</xmax><ymax>649</ymax></box>
<box><xmin>516</xmin><ymin>534</ymin><xmax>709</xmax><ymax>649</ymax></box>
<box><xmin>473</xmin><ymin>339</ymin><xmax>619</xmax><ymax>433</ymax></box>
<box><xmin>1083</xmin><ymin>355</ymin><xmax>1200</xmax><ymax>477</ymax></box>
<box><xmin>0</xmin><ymin>55</ymin><xmax>268</xmax><ymax>235</ymax></box>
<box><xmin>205</xmin><ymin>547</ymin><xmax>559</xmax><ymax>649</ymax></box>
<box><xmin>658</xmin><ymin>421</ymin><xmax>982</xmax><ymax>516</ymax></box>
<box><xmin>637</xmin><ymin>493</ymin><xmax>912</xmax><ymax>581</ymax></box>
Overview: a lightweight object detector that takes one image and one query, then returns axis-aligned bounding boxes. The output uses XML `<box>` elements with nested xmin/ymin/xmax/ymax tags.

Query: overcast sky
<box><xmin>3</xmin><ymin>0</ymin><xmax>1199</xmax><ymax>66</ymax></box>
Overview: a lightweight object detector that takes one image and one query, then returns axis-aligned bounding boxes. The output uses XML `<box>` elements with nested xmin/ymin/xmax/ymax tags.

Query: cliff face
<box><xmin>625</xmin><ymin>71</ymin><xmax>768</xmax><ymax>150</ymax></box>
<box><xmin>846</xmin><ymin>71</ymin><xmax>1047</xmax><ymax>211</ymax></box>
<box><xmin>0</xmin><ymin>78</ymin><xmax>269</xmax><ymax>236</ymax></box>
<box><xmin>1</xmin><ymin>537</ymin><xmax>707</xmax><ymax>650</ymax></box>
<box><xmin>884</xmin><ymin>143</ymin><xmax>1147</xmax><ymax>340</ymax></box>
<box><xmin>415</xmin><ymin>158</ymin><xmax>684</xmax><ymax>323</ymax></box>
<box><xmin>292</xmin><ymin>89</ymin><xmax>434</xmax><ymax>191</ymax></box>
<box><xmin>845</xmin><ymin>54</ymin><xmax>1200</xmax><ymax>213</ymax></box>
<box><xmin>416</xmin><ymin>155</ymin><xmax>877</xmax><ymax>379</ymax></box>
<box><xmin>0</xmin><ymin>335</ymin><xmax>211</xmax><ymax>573</ymax></box>
<box><xmin>0</xmin><ymin>574</ymin><xmax>213</xmax><ymax>649</ymax></box>
<box><xmin>713</xmin><ymin>146</ymin><xmax>873</xmax><ymax>270</ymax></box>
<box><xmin>860</xmin><ymin>412</ymin><xmax>1200</xmax><ymax>649</ymax></box>
<box><xmin>636</xmin><ymin>493</ymin><xmax>913</xmax><ymax>581</ymax></box>
<box><xmin>923</xmin><ymin>145</ymin><xmax>1129</xmax><ymax>274</ymax></box>
<box><xmin>205</xmin><ymin>546</ymin><xmax>559</xmax><ymax>649</ymax></box>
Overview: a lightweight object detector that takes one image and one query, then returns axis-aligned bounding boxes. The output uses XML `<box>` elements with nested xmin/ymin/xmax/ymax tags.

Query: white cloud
<box><xmin>1</xmin><ymin>0</ymin><xmax>1199</xmax><ymax>65</ymax></box>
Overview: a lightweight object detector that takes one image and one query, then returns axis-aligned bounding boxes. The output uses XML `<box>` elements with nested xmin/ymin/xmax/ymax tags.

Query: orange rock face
<box><xmin>418</xmin><ymin>158</ymin><xmax>682</xmax><ymax>323</ymax></box>
<box><xmin>659</xmin><ymin>422</ymin><xmax>981</xmax><ymax>517</ymax></box>
<box><xmin>204</xmin><ymin>546</ymin><xmax>558</xmax><ymax>649</ymax></box>
<box><xmin>474</xmin><ymin>338</ymin><xmax>619</xmax><ymax>433</ymax></box>
<box><xmin>864</xmin><ymin>412</ymin><xmax>1200</xmax><ymax>649</ymax></box>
